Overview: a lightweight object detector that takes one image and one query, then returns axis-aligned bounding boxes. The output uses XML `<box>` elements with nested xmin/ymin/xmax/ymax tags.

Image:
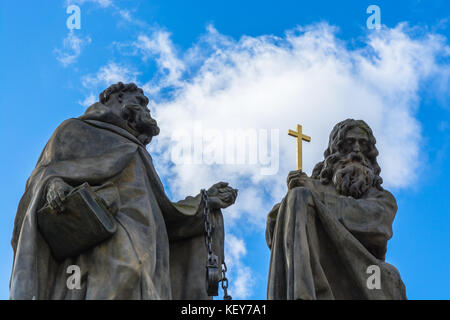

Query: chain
<box><xmin>201</xmin><ymin>189</ymin><xmax>214</xmax><ymax>255</ymax></box>
<box><xmin>200</xmin><ymin>189</ymin><xmax>232</xmax><ymax>300</ymax></box>
<box><xmin>201</xmin><ymin>189</ymin><xmax>218</xmax><ymax>297</ymax></box>
<box><xmin>221</xmin><ymin>261</ymin><xmax>232</xmax><ymax>300</ymax></box>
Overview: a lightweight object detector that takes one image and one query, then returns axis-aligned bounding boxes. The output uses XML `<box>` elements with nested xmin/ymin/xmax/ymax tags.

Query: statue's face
<box><xmin>331</xmin><ymin>126</ymin><xmax>375</xmax><ymax>198</ymax></box>
<box><xmin>115</xmin><ymin>91</ymin><xmax>160</xmax><ymax>145</ymax></box>
<box><xmin>339</xmin><ymin>126</ymin><xmax>370</xmax><ymax>159</ymax></box>
<box><xmin>120</xmin><ymin>91</ymin><xmax>149</xmax><ymax>109</ymax></box>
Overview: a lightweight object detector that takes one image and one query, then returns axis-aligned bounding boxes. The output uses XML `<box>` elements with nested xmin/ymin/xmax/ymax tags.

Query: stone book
<box><xmin>37</xmin><ymin>182</ymin><xmax>117</xmax><ymax>261</ymax></box>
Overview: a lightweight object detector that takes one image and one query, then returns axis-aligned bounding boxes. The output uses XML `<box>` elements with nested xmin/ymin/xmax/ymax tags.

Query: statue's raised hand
<box><xmin>206</xmin><ymin>182</ymin><xmax>238</xmax><ymax>209</ymax></box>
<box><xmin>287</xmin><ymin>170</ymin><xmax>315</xmax><ymax>191</ymax></box>
<box><xmin>45</xmin><ymin>177</ymin><xmax>73</xmax><ymax>213</ymax></box>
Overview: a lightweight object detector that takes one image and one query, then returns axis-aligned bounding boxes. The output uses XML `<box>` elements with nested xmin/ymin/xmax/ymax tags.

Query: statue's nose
<box><xmin>353</xmin><ymin>142</ymin><xmax>361</xmax><ymax>152</ymax></box>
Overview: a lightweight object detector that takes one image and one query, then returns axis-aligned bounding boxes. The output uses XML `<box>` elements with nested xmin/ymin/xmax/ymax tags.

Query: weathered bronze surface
<box><xmin>10</xmin><ymin>82</ymin><xmax>237</xmax><ymax>300</ymax></box>
<box><xmin>37</xmin><ymin>182</ymin><xmax>117</xmax><ymax>261</ymax></box>
<box><xmin>267</xmin><ymin>119</ymin><xmax>407</xmax><ymax>300</ymax></box>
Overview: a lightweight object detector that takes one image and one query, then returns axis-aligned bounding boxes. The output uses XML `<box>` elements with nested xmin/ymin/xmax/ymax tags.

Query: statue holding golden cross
<box><xmin>288</xmin><ymin>124</ymin><xmax>311</xmax><ymax>171</ymax></box>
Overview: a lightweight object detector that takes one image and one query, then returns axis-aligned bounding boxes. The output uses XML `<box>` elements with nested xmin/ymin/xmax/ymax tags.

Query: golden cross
<box><xmin>288</xmin><ymin>124</ymin><xmax>311</xmax><ymax>171</ymax></box>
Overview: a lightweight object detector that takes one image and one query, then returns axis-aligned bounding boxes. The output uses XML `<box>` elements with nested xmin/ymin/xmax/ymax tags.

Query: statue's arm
<box><xmin>168</xmin><ymin>193</ymin><xmax>224</xmax><ymax>241</ymax></box>
<box><xmin>168</xmin><ymin>193</ymin><xmax>206</xmax><ymax>240</ymax></box>
<box><xmin>265</xmin><ymin>202</ymin><xmax>281</xmax><ymax>249</ymax></box>
<box><xmin>167</xmin><ymin>182</ymin><xmax>236</xmax><ymax>242</ymax></box>
<box><xmin>322</xmin><ymin>188</ymin><xmax>397</xmax><ymax>259</ymax></box>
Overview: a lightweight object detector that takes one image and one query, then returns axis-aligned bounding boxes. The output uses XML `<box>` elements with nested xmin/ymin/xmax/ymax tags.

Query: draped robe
<box><xmin>10</xmin><ymin>110</ymin><xmax>224</xmax><ymax>300</ymax></box>
<box><xmin>266</xmin><ymin>178</ymin><xmax>406</xmax><ymax>300</ymax></box>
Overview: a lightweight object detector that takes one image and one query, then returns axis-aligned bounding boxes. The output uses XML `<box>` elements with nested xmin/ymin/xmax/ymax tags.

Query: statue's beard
<box><xmin>130</xmin><ymin>112</ymin><xmax>160</xmax><ymax>145</ymax></box>
<box><xmin>331</xmin><ymin>152</ymin><xmax>375</xmax><ymax>198</ymax></box>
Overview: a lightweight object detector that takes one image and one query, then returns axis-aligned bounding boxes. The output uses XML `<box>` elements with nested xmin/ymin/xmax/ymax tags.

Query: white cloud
<box><xmin>224</xmin><ymin>234</ymin><xmax>254</xmax><ymax>299</ymax></box>
<box><xmin>118</xmin><ymin>9</ymin><xmax>132</xmax><ymax>21</ymax></box>
<box><xmin>145</xmin><ymin>23</ymin><xmax>449</xmax><ymax>229</ymax></box>
<box><xmin>78</xmin><ymin>23</ymin><xmax>450</xmax><ymax>298</ymax></box>
<box><xmin>78</xmin><ymin>93</ymin><xmax>97</xmax><ymax>108</ymax></box>
<box><xmin>67</xmin><ymin>0</ymin><xmax>113</xmax><ymax>8</ymax></box>
<box><xmin>66</xmin><ymin>0</ymin><xmax>148</xmax><ymax>29</ymax></box>
<box><xmin>82</xmin><ymin>62</ymin><xmax>140</xmax><ymax>89</ymax></box>
<box><xmin>54</xmin><ymin>31</ymin><xmax>91</xmax><ymax>67</ymax></box>
<box><xmin>132</xmin><ymin>31</ymin><xmax>185</xmax><ymax>94</ymax></box>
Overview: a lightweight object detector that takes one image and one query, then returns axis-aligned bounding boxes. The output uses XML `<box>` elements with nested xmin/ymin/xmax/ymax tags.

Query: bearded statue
<box><xmin>266</xmin><ymin>119</ymin><xmax>406</xmax><ymax>300</ymax></box>
<box><xmin>10</xmin><ymin>82</ymin><xmax>237</xmax><ymax>300</ymax></box>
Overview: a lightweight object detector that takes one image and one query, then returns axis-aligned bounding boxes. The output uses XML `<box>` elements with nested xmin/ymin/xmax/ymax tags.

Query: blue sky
<box><xmin>1</xmin><ymin>0</ymin><xmax>450</xmax><ymax>300</ymax></box>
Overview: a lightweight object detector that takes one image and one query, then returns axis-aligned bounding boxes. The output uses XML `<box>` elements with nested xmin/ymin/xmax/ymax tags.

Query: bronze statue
<box><xmin>10</xmin><ymin>82</ymin><xmax>237</xmax><ymax>300</ymax></box>
<box><xmin>266</xmin><ymin>119</ymin><xmax>407</xmax><ymax>299</ymax></box>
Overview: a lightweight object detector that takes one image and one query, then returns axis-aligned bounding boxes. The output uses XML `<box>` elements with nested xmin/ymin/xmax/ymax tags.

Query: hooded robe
<box><xmin>10</xmin><ymin>103</ymin><xmax>224</xmax><ymax>300</ymax></box>
<box><xmin>266</xmin><ymin>178</ymin><xmax>407</xmax><ymax>300</ymax></box>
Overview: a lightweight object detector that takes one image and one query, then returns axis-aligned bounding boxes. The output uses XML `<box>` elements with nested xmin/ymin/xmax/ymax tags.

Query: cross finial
<box><xmin>288</xmin><ymin>124</ymin><xmax>311</xmax><ymax>171</ymax></box>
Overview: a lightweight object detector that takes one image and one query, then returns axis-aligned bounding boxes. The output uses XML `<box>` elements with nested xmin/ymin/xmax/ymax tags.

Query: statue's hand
<box><xmin>287</xmin><ymin>170</ymin><xmax>315</xmax><ymax>191</ymax></box>
<box><xmin>45</xmin><ymin>177</ymin><xmax>73</xmax><ymax>213</ymax></box>
<box><xmin>206</xmin><ymin>182</ymin><xmax>238</xmax><ymax>210</ymax></box>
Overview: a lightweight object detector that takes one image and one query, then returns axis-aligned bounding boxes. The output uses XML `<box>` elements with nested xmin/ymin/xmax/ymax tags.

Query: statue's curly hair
<box><xmin>99</xmin><ymin>82</ymin><xmax>148</xmax><ymax>105</ymax></box>
<box><xmin>311</xmin><ymin>119</ymin><xmax>383</xmax><ymax>190</ymax></box>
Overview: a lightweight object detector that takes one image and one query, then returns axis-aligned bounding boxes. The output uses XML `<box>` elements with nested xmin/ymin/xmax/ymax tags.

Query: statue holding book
<box><xmin>10</xmin><ymin>82</ymin><xmax>237</xmax><ymax>300</ymax></box>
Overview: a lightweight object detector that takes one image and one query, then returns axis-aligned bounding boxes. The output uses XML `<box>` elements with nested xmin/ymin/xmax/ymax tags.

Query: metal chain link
<box><xmin>201</xmin><ymin>189</ymin><xmax>232</xmax><ymax>300</ymax></box>
<box><xmin>221</xmin><ymin>261</ymin><xmax>232</xmax><ymax>300</ymax></box>
<box><xmin>201</xmin><ymin>189</ymin><xmax>213</xmax><ymax>255</ymax></box>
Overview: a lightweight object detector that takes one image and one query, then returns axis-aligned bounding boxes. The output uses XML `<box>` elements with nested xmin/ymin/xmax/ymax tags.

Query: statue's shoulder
<box><xmin>53</xmin><ymin>118</ymin><xmax>124</xmax><ymax>142</ymax></box>
<box><xmin>52</xmin><ymin>118</ymin><xmax>93</xmax><ymax>138</ymax></box>
<box><xmin>47</xmin><ymin>118</ymin><xmax>122</xmax><ymax>155</ymax></box>
<box><xmin>381</xmin><ymin>188</ymin><xmax>396</xmax><ymax>199</ymax></box>
<box><xmin>380</xmin><ymin>188</ymin><xmax>398</xmax><ymax>208</ymax></box>
<box><xmin>366</xmin><ymin>186</ymin><xmax>396</xmax><ymax>201</ymax></box>
<box><xmin>363</xmin><ymin>187</ymin><xmax>398</xmax><ymax>213</ymax></box>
